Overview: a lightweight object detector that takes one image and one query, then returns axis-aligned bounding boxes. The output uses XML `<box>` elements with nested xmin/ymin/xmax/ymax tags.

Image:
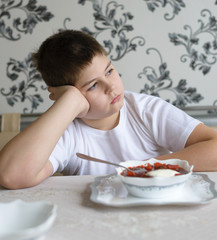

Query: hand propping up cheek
<box><xmin>48</xmin><ymin>85</ymin><xmax>72</xmax><ymax>101</ymax></box>
<box><xmin>47</xmin><ymin>86</ymin><xmax>90</xmax><ymax>118</ymax></box>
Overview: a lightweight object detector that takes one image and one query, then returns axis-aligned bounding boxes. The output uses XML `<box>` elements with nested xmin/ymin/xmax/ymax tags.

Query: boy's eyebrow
<box><xmin>81</xmin><ymin>61</ymin><xmax>112</xmax><ymax>88</ymax></box>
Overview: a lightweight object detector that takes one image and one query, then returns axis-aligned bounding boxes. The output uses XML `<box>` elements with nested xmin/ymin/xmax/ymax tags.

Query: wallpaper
<box><xmin>0</xmin><ymin>0</ymin><xmax>217</xmax><ymax>114</ymax></box>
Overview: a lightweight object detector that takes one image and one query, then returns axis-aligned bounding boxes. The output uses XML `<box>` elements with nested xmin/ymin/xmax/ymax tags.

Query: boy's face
<box><xmin>75</xmin><ymin>54</ymin><xmax>124</xmax><ymax>121</ymax></box>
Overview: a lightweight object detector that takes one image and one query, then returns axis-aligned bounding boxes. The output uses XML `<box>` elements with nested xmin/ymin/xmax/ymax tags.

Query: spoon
<box><xmin>76</xmin><ymin>153</ymin><xmax>147</xmax><ymax>174</ymax></box>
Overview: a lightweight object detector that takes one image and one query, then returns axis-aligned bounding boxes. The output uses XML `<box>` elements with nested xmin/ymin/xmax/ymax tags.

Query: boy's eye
<box><xmin>88</xmin><ymin>82</ymin><xmax>97</xmax><ymax>91</ymax></box>
<box><xmin>106</xmin><ymin>68</ymin><xmax>113</xmax><ymax>76</ymax></box>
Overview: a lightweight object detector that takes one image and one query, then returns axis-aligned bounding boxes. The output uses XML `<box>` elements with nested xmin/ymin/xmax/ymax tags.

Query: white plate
<box><xmin>90</xmin><ymin>173</ymin><xmax>217</xmax><ymax>207</ymax></box>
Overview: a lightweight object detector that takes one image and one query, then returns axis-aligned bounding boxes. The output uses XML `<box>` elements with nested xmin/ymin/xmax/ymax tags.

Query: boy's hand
<box><xmin>48</xmin><ymin>85</ymin><xmax>75</xmax><ymax>100</ymax></box>
<box><xmin>48</xmin><ymin>85</ymin><xmax>89</xmax><ymax>118</ymax></box>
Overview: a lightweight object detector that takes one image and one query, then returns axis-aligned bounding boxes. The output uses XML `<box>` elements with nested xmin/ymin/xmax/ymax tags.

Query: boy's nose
<box><xmin>105</xmin><ymin>82</ymin><xmax>115</xmax><ymax>94</ymax></box>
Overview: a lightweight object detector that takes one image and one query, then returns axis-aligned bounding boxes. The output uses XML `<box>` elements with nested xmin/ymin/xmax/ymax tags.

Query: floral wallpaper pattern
<box><xmin>138</xmin><ymin>48</ymin><xmax>203</xmax><ymax>107</ymax></box>
<box><xmin>0</xmin><ymin>0</ymin><xmax>54</xmax><ymax>40</ymax></box>
<box><xmin>169</xmin><ymin>9</ymin><xmax>217</xmax><ymax>75</ymax></box>
<box><xmin>76</xmin><ymin>1</ymin><xmax>145</xmax><ymax>61</ymax></box>
<box><xmin>1</xmin><ymin>53</ymin><xmax>46</xmax><ymax>113</ymax></box>
<box><xmin>0</xmin><ymin>0</ymin><xmax>217</xmax><ymax>114</ymax></box>
<box><xmin>144</xmin><ymin>0</ymin><xmax>186</xmax><ymax>21</ymax></box>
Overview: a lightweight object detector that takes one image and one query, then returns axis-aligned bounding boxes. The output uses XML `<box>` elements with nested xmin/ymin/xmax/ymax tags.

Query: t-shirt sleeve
<box><xmin>142</xmin><ymin>96</ymin><xmax>202</xmax><ymax>152</ymax></box>
<box><xmin>49</xmin><ymin>127</ymin><xmax>73</xmax><ymax>174</ymax></box>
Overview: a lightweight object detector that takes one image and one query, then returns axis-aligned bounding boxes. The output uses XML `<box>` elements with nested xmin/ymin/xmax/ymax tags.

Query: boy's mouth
<box><xmin>111</xmin><ymin>95</ymin><xmax>121</xmax><ymax>104</ymax></box>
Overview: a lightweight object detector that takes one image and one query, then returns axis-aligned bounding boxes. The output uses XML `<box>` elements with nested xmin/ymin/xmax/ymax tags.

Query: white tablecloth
<box><xmin>1</xmin><ymin>173</ymin><xmax>217</xmax><ymax>240</ymax></box>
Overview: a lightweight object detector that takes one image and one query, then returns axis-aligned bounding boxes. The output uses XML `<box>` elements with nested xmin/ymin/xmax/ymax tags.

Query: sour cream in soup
<box><xmin>146</xmin><ymin>169</ymin><xmax>179</xmax><ymax>178</ymax></box>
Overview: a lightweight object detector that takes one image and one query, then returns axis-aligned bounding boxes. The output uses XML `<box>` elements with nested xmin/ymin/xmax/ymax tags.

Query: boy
<box><xmin>0</xmin><ymin>30</ymin><xmax>217</xmax><ymax>189</ymax></box>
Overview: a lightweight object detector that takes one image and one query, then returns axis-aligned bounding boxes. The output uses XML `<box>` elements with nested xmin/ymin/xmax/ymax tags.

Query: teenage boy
<box><xmin>0</xmin><ymin>30</ymin><xmax>217</xmax><ymax>189</ymax></box>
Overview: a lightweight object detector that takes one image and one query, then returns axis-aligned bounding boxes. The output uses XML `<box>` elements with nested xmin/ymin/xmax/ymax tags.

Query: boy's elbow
<box><xmin>0</xmin><ymin>160</ymin><xmax>53</xmax><ymax>190</ymax></box>
<box><xmin>0</xmin><ymin>170</ymin><xmax>30</xmax><ymax>189</ymax></box>
<box><xmin>0</xmin><ymin>165</ymin><xmax>37</xmax><ymax>189</ymax></box>
<box><xmin>0</xmin><ymin>175</ymin><xmax>18</xmax><ymax>190</ymax></box>
<box><xmin>0</xmin><ymin>153</ymin><xmax>25</xmax><ymax>189</ymax></box>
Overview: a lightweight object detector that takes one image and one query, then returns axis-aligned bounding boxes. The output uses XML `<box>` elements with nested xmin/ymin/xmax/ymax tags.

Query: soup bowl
<box><xmin>116</xmin><ymin>158</ymin><xmax>193</xmax><ymax>199</ymax></box>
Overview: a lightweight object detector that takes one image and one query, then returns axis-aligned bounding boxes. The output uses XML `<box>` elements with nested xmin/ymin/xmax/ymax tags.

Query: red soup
<box><xmin>121</xmin><ymin>162</ymin><xmax>188</xmax><ymax>178</ymax></box>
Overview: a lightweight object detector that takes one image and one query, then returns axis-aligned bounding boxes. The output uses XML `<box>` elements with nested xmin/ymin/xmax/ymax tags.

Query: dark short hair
<box><xmin>32</xmin><ymin>30</ymin><xmax>107</xmax><ymax>86</ymax></box>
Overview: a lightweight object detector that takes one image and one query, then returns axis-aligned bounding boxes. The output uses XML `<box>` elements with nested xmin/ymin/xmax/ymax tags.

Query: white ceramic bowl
<box><xmin>0</xmin><ymin>199</ymin><xmax>57</xmax><ymax>240</ymax></box>
<box><xmin>116</xmin><ymin>158</ymin><xmax>193</xmax><ymax>199</ymax></box>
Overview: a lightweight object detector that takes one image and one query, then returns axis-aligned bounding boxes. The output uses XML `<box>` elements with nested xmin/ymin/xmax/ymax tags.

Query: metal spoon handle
<box><xmin>76</xmin><ymin>153</ymin><xmax>127</xmax><ymax>170</ymax></box>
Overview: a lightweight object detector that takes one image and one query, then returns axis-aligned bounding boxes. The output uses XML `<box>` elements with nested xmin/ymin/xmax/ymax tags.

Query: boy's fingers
<box><xmin>49</xmin><ymin>93</ymin><xmax>55</xmax><ymax>101</ymax></box>
<box><xmin>47</xmin><ymin>86</ymin><xmax>53</xmax><ymax>92</ymax></box>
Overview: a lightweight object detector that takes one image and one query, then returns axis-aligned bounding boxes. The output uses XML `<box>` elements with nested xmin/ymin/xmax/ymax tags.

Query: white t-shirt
<box><xmin>49</xmin><ymin>91</ymin><xmax>201</xmax><ymax>175</ymax></box>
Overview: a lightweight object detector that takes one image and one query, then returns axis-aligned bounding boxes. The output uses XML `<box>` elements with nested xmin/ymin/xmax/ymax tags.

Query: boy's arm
<box><xmin>157</xmin><ymin>123</ymin><xmax>217</xmax><ymax>171</ymax></box>
<box><xmin>0</xmin><ymin>86</ymin><xmax>89</xmax><ymax>189</ymax></box>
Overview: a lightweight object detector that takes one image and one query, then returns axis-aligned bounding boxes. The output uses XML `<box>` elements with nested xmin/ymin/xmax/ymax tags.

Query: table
<box><xmin>1</xmin><ymin>173</ymin><xmax>217</xmax><ymax>240</ymax></box>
